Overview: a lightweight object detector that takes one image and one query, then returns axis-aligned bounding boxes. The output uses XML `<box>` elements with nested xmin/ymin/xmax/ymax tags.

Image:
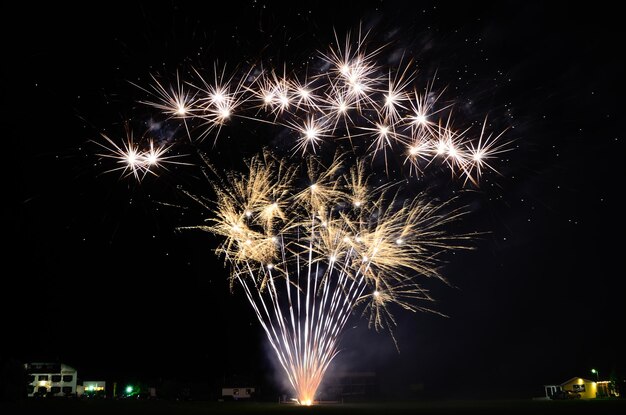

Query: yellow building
<box><xmin>544</xmin><ymin>377</ymin><xmax>597</xmax><ymax>399</ymax></box>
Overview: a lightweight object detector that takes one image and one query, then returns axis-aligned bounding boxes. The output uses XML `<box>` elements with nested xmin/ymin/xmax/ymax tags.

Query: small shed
<box><xmin>222</xmin><ymin>387</ymin><xmax>255</xmax><ymax>400</ymax></box>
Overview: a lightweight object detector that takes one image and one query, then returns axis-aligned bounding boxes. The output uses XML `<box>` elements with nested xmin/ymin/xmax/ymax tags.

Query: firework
<box><xmin>93</xmin><ymin>128</ymin><xmax>189</xmax><ymax>181</ymax></box>
<box><xmin>96</xmin><ymin>29</ymin><xmax>509</xmax><ymax>404</ymax></box>
<box><xmin>98</xmin><ymin>29</ymin><xmax>508</xmax><ymax>183</ymax></box>
<box><xmin>181</xmin><ymin>152</ymin><xmax>470</xmax><ymax>404</ymax></box>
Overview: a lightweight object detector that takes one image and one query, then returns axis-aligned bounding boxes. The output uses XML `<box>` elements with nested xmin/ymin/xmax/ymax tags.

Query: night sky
<box><xmin>5</xmin><ymin>0</ymin><xmax>625</xmax><ymax>400</ymax></box>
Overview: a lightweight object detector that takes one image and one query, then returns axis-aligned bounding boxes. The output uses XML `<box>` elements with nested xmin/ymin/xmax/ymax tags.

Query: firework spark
<box><xmin>99</xmin><ymin>30</ymin><xmax>508</xmax><ymax>184</ymax></box>
<box><xmin>93</xmin><ymin>128</ymin><xmax>188</xmax><ymax>181</ymax></box>
<box><xmin>182</xmin><ymin>152</ymin><xmax>470</xmax><ymax>404</ymax></box>
<box><xmin>96</xmin><ymin>28</ymin><xmax>509</xmax><ymax>405</ymax></box>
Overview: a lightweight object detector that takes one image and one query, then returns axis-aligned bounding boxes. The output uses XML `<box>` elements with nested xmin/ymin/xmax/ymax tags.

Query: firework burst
<box><xmin>93</xmin><ymin>127</ymin><xmax>188</xmax><ymax>181</ymax></box>
<box><xmin>98</xmin><ymin>29</ymin><xmax>508</xmax><ymax>184</ymax></box>
<box><xmin>182</xmin><ymin>151</ymin><xmax>471</xmax><ymax>404</ymax></box>
<box><xmin>95</xmin><ymin>28</ymin><xmax>510</xmax><ymax>405</ymax></box>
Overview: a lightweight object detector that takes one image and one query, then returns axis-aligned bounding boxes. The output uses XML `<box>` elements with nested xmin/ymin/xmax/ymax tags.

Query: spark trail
<box><xmin>183</xmin><ymin>152</ymin><xmax>470</xmax><ymax>404</ymax></box>
<box><xmin>96</xmin><ymin>29</ymin><xmax>509</xmax><ymax>405</ymax></box>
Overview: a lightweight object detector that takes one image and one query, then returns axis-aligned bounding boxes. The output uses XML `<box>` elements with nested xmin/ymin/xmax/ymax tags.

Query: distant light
<box><xmin>175</xmin><ymin>104</ymin><xmax>187</xmax><ymax>116</ymax></box>
<box><xmin>125</xmin><ymin>385</ymin><xmax>133</xmax><ymax>394</ymax></box>
<box><xmin>305</xmin><ymin>127</ymin><xmax>318</xmax><ymax>140</ymax></box>
<box><xmin>126</xmin><ymin>150</ymin><xmax>138</xmax><ymax>166</ymax></box>
<box><xmin>354</xmin><ymin>200</ymin><xmax>362</xmax><ymax>207</ymax></box>
<box><xmin>145</xmin><ymin>152</ymin><xmax>158</xmax><ymax>165</ymax></box>
<box><xmin>245</xmin><ymin>210</ymin><xmax>252</xmax><ymax>217</ymax></box>
<box><xmin>373</xmin><ymin>290</ymin><xmax>380</xmax><ymax>297</ymax></box>
<box><xmin>448</xmin><ymin>145</ymin><xmax>458</xmax><ymax>158</ymax></box>
<box><xmin>267</xmin><ymin>263</ymin><xmax>274</xmax><ymax>269</ymax></box>
<box><xmin>395</xmin><ymin>238</ymin><xmax>403</xmax><ymax>245</ymax></box>
<box><xmin>218</xmin><ymin>107</ymin><xmax>231</xmax><ymax>119</ymax></box>
<box><xmin>414</xmin><ymin>114</ymin><xmax>427</xmax><ymax>125</ymax></box>
<box><xmin>437</xmin><ymin>141</ymin><xmax>447</xmax><ymax>155</ymax></box>
<box><xmin>211</xmin><ymin>92</ymin><xmax>225</xmax><ymax>105</ymax></box>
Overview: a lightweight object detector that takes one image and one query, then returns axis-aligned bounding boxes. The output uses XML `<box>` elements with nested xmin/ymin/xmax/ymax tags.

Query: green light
<box><xmin>125</xmin><ymin>385</ymin><xmax>133</xmax><ymax>394</ymax></box>
<box><xmin>591</xmin><ymin>369</ymin><xmax>597</xmax><ymax>374</ymax></box>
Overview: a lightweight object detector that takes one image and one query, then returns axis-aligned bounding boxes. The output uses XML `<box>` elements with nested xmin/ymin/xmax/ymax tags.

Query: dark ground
<box><xmin>2</xmin><ymin>399</ymin><xmax>626</xmax><ymax>415</ymax></box>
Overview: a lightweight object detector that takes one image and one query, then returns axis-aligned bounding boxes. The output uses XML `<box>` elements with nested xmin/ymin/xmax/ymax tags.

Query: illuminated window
<box><xmin>573</xmin><ymin>384</ymin><xmax>586</xmax><ymax>392</ymax></box>
<box><xmin>63</xmin><ymin>375</ymin><xmax>73</xmax><ymax>382</ymax></box>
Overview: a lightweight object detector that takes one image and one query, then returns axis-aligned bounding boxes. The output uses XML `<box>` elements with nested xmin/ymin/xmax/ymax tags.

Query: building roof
<box><xmin>25</xmin><ymin>362</ymin><xmax>77</xmax><ymax>373</ymax></box>
<box><xmin>560</xmin><ymin>377</ymin><xmax>595</xmax><ymax>386</ymax></box>
<box><xmin>544</xmin><ymin>377</ymin><xmax>597</xmax><ymax>387</ymax></box>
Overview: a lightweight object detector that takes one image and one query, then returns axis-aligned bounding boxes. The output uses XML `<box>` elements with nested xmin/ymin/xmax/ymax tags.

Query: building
<box><xmin>25</xmin><ymin>362</ymin><xmax>77</xmax><ymax>397</ymax></box>
<box><xmin>221</xmin><ymin>387</ymin><xmax>255</xmax><ymax>400</ymax></box>
<box><xmin>78</xmin><ymin>380</ymin><xmax>106</xmax><ymax>397</ymax></box>
<box><xmin>544</xmin><ymin>377</ymin><xmax>606</xmax><ymax>399</ymax></box>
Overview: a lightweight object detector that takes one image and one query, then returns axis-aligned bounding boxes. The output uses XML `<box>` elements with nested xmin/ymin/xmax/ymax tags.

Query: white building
<box><xmin>78</xmin><ymin>380</ymin><xmax>106</xmax><ymax>397</ymax></box>
<box><xmin>222</xmin><ymin>387</ymin><xmax>255</xmax><ymax>400</ymax></box>
<box><xmin>25</xmin><ymin>362</ymin><xmax>78</xmax><ymax>397</ymax></box>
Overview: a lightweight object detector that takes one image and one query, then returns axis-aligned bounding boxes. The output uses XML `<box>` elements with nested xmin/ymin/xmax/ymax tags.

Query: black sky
<box><xmin>4</xmin><ymin>0</ymin><xmax>625</xmax><ymax>399</ymax></box>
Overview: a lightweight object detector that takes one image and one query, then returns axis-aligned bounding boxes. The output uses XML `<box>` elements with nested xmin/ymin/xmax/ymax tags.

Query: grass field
<box><xmin>2</xmin><ymin>398</ymin><xmax>625</xmax><ymax>415</ymax></box>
